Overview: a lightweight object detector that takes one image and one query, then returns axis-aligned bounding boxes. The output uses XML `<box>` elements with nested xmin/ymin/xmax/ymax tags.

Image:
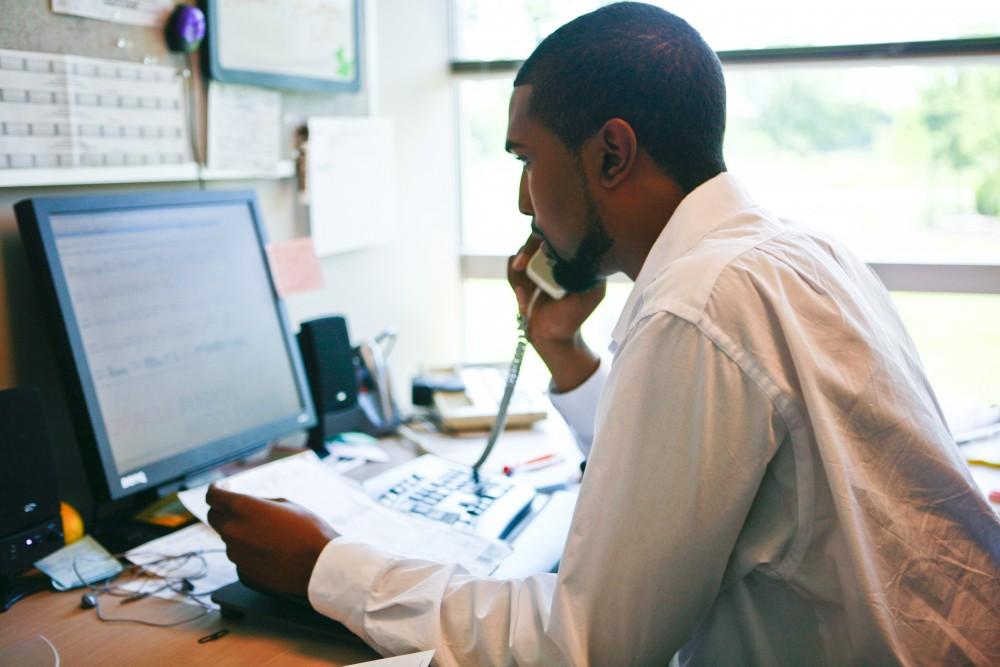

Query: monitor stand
<box><xmin>90</xmin><ymin>499</ymin><xmax>175</xmax><ymax>555</ymax></box>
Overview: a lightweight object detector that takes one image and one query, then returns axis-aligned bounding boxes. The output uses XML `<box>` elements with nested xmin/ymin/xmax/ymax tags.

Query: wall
<box><xmin>0</xmin><ymin>0</ymin><xmax>462</xmax><ymax>513</ymax></box>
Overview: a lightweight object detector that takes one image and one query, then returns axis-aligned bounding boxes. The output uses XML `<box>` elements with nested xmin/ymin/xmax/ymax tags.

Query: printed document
<box><xmin>178</xmin><ymin>452</ymin><xmax>511</xmax><ymax>576</ymax></box>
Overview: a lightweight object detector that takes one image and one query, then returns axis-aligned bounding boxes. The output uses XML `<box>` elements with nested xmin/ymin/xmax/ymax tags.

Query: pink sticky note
<box><xmin>266</xmin><ymin>237</ymin><xmax>325</xmax><ymax>296</ymax></box>
<box><xmin>990</xmin><ymin>489</ymin><xmax>1000</xmax><ymax>504</ymax></box>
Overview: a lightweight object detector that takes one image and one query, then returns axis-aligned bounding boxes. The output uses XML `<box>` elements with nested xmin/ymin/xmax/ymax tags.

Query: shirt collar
<box><xmin>609</xmin><ymin>172</ymin><xmax>757</xmax><ymax>351</ymax></box>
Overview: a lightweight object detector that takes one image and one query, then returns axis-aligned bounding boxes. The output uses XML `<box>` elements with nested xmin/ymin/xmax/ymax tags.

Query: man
<box><xmin>207</xmin><ymin>3</ymin><xmax>1000</xmax><ymax>665</ymax></box>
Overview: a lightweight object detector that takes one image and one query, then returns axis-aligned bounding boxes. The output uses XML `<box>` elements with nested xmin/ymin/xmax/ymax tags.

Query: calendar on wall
<box><xmin>0</xmin><ymin>48</ymin><xmax>191</xmax><ymax>170</ymax></box>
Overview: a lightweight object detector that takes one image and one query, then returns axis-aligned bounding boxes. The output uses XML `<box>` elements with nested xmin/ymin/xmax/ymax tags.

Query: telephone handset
<box><xmin>525</xmin><ymin>248</ymin><xmax>567</xmax><ymax>300</ymax></box>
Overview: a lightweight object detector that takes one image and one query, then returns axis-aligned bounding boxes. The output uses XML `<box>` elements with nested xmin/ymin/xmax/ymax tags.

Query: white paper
<box><xmin>0</xmin><ymin>49</ymin><xmax>189</xmax><ymax>170</ymax></box>
<box><xmin>34</xmin><ymin>535</ymin><xmax>123</xmax><ymax>591</ymax></box>
<box><xmin>51</xmin><ymin>0</ymin><xmax>174</xmax><ymax>27</ymax></box>
<box><xmin>307</xmin><ymin>117</ymin><xmax>396</xmax><ymax>256</ymax></box>
<box><xmin>123</xmin><ymin>523</ymin><xmax>237</xmax><ymax>608</ymax></box>
<box><xmin>346</xmin><ymin>650</ymin><xmax>435</xmax><ymax>667</ymax></box>
<box><xmin>207</xmin><ymin>82</ymin><xmax>281</xmax><ymax>171</ymax></box>
<box><xmin>178</xmin><ymin>452</ymin><xmax>510</xmax><ymax>575</ymax></box>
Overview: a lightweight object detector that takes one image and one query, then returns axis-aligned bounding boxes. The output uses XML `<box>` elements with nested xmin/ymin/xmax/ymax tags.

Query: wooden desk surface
<box><xmin>0</xmin><ymin>441</ymin><xmax>412</xmax><ymax>666</ymax></box>
<box><xmin>0</xmin><ymin>424</ymin><xmax>580</xmax><ymax>665</ymax></box>
<box><xmin>0</xmin><ymin>588</ymin><xmax>379</xmax><ymax>666</ymax></box>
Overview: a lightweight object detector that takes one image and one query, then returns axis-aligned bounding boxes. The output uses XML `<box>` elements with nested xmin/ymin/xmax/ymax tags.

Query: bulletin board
<box><xmin>0</xmin><ymin>0</ymin><xmax>368</xmax><ymax>179</ymax></box>
<box><xmin>0</xmin><ymin>0</ymin><xmax>176</xmax><ymax>61</ymax></box>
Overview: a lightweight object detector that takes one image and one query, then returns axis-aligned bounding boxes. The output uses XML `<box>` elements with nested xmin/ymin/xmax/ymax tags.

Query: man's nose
<box><xmin>518</xmin><ymin>169</ymin><xmax>533</xmax><ymax>217</ymax></box>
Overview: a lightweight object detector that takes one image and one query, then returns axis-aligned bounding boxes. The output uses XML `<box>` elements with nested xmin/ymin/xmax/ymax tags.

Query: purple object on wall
<box><xmin>166</xmin><ymin>5</ymin><xmax>206</xmax><ymax>53</ymax></box>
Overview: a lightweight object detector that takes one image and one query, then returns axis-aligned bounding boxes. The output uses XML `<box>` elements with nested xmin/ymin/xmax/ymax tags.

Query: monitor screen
<box><xmin>16</xmin><ymin>190</ymin><xmax>316</xmax><ymax>500</ymax></box>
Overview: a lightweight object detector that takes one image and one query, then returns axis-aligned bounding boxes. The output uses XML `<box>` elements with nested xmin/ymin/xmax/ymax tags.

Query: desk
<box><xmin>0</xmin><ymin>416</ymin><xmax>582</xmax><ymax>665</ymax></box>
<box><xmin>0</xmin><ymin>589</ymin><xmax>379</xmax><ymax>665</ymax></box>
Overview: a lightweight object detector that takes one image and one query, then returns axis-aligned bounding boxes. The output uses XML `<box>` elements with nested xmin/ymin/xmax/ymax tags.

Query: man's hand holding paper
<box><xmin>206</xmin><ymin>485</ymin><xmax>338</xmax><ymax>598</ymax></box>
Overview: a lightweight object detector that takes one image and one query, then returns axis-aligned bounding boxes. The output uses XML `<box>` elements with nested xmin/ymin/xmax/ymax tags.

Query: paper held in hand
<box><xmin>177</xmin><ymin>452</ymin><xmax>511</xmax><ymax>576</ymax></box>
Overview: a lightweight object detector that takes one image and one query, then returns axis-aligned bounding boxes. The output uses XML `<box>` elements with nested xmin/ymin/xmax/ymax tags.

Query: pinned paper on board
<box><xmin>0</xmin><ymin>48</ymin><xmax>189</xmax><ymax>170</ymax></box>
<box><xmin>266</xmin><ymin>237</ymin><xmax>326</xmax><ymax>296</ymax></box>
<box><xmin>306</xmin><ymin>117</ymin><xmax>396</xmax><ymax>256</ymax></box>
<box><xmin>51</xmin><ymin>0</ymin><xmax>174</xmax><ymax>27</ymax></box>
<box><xmin>207</xmin><ymin>82</ymin><xmax>282</xmax><ymax>172</ymax></box>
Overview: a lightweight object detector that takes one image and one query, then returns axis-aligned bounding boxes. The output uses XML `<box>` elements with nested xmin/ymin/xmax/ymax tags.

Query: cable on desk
<box><xmin>39</xmin><ymin>635</ymin><xmax>60</xmax><ymax>667</ymax></box>
<box><xmin>73</xmin><ymin>548</ymin><xmax>224</xmax><ymax>628</ymax></box>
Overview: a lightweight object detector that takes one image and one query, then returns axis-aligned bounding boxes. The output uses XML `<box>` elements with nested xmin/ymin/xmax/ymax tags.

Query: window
<box><xmin>451</xmin><ymin>1</ymin><xmax>1000</xmax><ymax>405</ymax></box>
<box><xmin>452</xmin><ymin>0</ymin><xmax>1000</xmax><ymax>58</ymax></box>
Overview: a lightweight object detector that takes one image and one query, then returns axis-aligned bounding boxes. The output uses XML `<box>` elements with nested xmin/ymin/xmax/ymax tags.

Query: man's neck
<box><xmin>608</xmin><ymin>176</ymin><xmax>686</xmax><ymax>281</ymax></box>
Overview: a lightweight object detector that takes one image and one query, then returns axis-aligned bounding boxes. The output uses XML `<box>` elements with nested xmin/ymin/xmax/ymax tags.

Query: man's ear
<box><xmin>596</xmin><ymin>118</ymin><xmax>637</xmax><ymax>187</ymax></box>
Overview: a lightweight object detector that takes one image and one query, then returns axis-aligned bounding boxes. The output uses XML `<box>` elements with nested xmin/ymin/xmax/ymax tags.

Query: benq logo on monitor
<box><xmin>120</xmin><ymin>471</ymin><xmax>148</xmax><ymax>489</ymax></box>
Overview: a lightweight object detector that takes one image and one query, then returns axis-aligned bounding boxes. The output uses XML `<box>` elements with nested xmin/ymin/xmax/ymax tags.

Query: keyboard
<box><xmin>363</xmin><ymin>455</ymin><xmax>537</xmax><ymax>540</ymax></box>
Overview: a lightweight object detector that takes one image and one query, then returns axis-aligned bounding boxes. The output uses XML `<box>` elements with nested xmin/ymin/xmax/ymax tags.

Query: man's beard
<box><xmin>548</xmin><ymin>187</ymin><xmax>613</xmax><ymax>294</ymax></box>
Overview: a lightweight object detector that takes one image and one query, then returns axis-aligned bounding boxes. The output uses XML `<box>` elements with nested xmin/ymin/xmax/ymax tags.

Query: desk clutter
<box><xmin>7</xmin><ymin>182</ymin><xmax>582</xmax><ymax>603</ymax></box>
<box><xmin>177</xmin><ymin>451</ymin><xmax>511</xmax><ymax>576</ymax></box>
<box><xmin>412</xmin><ymin>364</ymin><xmax>549</xmax><ymax>433</ymax></box>
<box><xmin>22</xmin><ymin>451</ymin><xmax>515</xmax><ymax>632</ymax></box>
<box><xmin>1</xmin><ymin>2</ymin><xmax>563</xmax><ymax>663</ymax></box>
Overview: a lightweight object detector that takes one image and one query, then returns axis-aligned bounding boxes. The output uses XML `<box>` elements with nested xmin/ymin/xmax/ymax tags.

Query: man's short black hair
<box><xmin>514</xmin><ymin>2</ymin><xmax>727</xmax><ymax>192</ymax></box>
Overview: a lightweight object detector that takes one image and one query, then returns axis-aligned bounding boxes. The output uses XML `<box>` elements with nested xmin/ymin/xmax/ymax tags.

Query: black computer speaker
<box><xmin>298</xmin><ymin>316</ymin><xmax>367</xmax><ymax>453</ymax></box>
<box><xmin>298</xmin><ymin>316</ymin><xmax>358</xmax><ymax>415</ymax></box>
<box><xmin>0</xmin><ymin>387</ymin><xmax>64</xmax><ymax>608</ymax></box>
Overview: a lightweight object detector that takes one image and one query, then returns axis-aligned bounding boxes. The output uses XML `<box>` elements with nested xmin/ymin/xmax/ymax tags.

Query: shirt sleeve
<box><xmin>308</xmin><ymin>311</ymin><xmax>784</xmax><ymax>666</ymax></box>
<box><xmin>547</xmin><ymin>357</ymin><xmax>608</xmax><ymax>458</ymax></box>
<box><xmin>308</xmin><ymin>538</ymin><xmax>568</xmax><ymax>667</ymax></box>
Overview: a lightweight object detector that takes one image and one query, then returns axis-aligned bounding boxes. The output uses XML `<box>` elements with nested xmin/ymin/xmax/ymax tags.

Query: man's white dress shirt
<box><xmin>309</xmin><ymin>173</ymin><xmax>1000</xmax><ymax>666</ymax></box>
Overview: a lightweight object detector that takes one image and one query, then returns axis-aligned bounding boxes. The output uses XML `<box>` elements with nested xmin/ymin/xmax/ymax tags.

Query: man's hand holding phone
<box><xmin>509</xmin><ymin>235</ymin><xmax>604</xmax><ymax>393</ymax></box>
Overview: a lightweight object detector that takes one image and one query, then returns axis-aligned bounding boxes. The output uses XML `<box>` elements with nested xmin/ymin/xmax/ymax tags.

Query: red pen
<box><xmin>503</xmin><ymin>453</ymin><xmax>564</xmax><ymax>476</ymax></box>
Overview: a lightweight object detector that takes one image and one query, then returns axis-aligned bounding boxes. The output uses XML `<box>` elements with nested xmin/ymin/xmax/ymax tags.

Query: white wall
<box><xmin>0</xmin><ymin>0</ymin><xmax>461</xmax><ymax>511</ymax></box>
<box><xmin>279</xmin><ymin>0</ymin><xmax>463</xmax><ymax>392</ymax></box>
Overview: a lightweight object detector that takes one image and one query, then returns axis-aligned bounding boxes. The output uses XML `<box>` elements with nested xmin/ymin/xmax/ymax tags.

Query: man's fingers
<box><xmin>514</xmin><ymin>286</ymin><xmax>526</xmax><ymax>313</ymax></box>
<box><xmin>205</xmin><ymin>483</ymin><xmax>246</xmax><ymax>511</ymax></box>
<box><xmin>510</xmin><ymin>234</ymin><xmax>542</xmax><ymax>273</ymax></box>
<box><xmin>508</xmin><ymin>253</ymin><xmax>537</xmax><ymax>293</ymax></box>
<box><xmin>511</xmin><ymin>247</ymin><xmax>531</xmax><ymax>272</ymax></box>
<box><xmin>206</xmin><ymin>507</ymin><xmax>228</xmax><ymax>534</ymax></box>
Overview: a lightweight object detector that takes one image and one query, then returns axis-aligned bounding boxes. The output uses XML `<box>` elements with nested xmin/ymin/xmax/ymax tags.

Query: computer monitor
<box><xmin>15</xmin><ymin>190</ymin><xmax>317</xmax><ymax>501</ymax></box>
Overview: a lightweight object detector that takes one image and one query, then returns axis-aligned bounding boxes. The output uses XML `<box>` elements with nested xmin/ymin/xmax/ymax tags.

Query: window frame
<box><xmin>450</xmin><ymin>32</ymin><xmax>1000</xmax><ymax>295</ymax></box>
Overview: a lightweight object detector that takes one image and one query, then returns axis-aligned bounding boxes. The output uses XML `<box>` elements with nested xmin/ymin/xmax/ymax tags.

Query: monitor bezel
<box><xmin>15</xmin><ymin>189</ymin><xmax>317</xmax><ymax>501</ymax></box>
